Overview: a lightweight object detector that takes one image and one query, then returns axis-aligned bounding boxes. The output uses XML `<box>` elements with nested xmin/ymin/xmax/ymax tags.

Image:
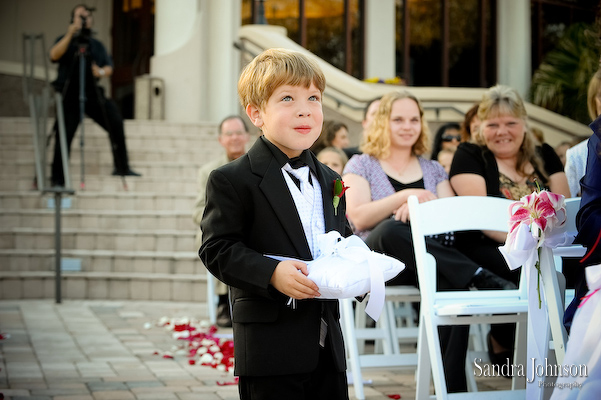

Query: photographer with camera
<box><xmin>49</xmin><ymin>3</ymin><xmax>140</xmax><ymax>187</ymax></box>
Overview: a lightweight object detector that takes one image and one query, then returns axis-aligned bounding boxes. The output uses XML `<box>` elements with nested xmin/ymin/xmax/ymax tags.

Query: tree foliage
<box><xmin>530</xmin><ymin>22</ymin><xmax>600</xmax><ymax>124</ymax></box>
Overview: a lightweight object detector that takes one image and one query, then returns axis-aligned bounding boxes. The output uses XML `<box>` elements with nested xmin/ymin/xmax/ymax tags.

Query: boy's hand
<box><xmin>270</xmin><ymin>260</ymin><xmax>320</xmax><ymax>300</ymax></box>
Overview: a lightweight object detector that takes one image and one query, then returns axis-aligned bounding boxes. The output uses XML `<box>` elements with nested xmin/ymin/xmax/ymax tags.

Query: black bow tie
<box><xmin>288</xmin><ymin>157</ymin><xmax>308</xmax><ymax>169</ymax></box>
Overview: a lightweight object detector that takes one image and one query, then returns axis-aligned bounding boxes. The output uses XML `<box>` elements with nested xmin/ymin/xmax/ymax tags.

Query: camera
<box><xmin>76</xmin><ymin>15</ymin><xmax>91</xmax><ymax>45</ymax></box>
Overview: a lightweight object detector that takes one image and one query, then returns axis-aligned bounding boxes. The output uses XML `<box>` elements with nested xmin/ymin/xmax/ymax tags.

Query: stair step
<box><xmin>0</xmin><ymin>191</ymin><xmax>196</xmax><ymax>210</ymax></box>
<box><xmin>0</xmin><ymin>271</ymin><xmax>208</xmax><ymax>302</ymax></box>
<box><xmin>5</xmin><ymin>159</ymin><xmax>203</xmax><ymax>178</ymax></box>
<box><xmin>0</xmin><ymin>116</ymin><xmax>218</xmax><ymax>301</ymax></box>
<box><xmin>0</xmin><ymin>174</ymin><xmax>200</xmax><ymax>192</ymax></box>
<box><xmin>0</xmin><ymin>117</ymin><xmax>217</xmax><ymax>137</ymax></box>
<box><xmin>0</xmin><ymin>248</ymin><xmax>201</xmax><ymax>274</ymax></box>
<box><xmin>1</xmin><ymin>208</ymin><xmax>195</xmax><ymax>230</ymax></box>
<box><xmin>1</xmin><ymin>144</ymin><xmax>221</xmax><ymax>164</ymax></box>
<box><xmin>1</xmin><ymin>227</ymin><xmax>197</xmax><ymax>252</ymax></box>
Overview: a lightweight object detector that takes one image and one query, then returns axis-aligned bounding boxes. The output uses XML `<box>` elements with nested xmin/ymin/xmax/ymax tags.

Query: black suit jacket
<box><xmin>199</xmin><ymin>137</ymin><xmax>352</xmax><ymax>377</ymax></box>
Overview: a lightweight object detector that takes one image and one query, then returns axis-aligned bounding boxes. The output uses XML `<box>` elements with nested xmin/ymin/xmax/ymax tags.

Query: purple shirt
<box><xmin>343</xmin><ymin>153</ymin><xmax>448</xmax><ymax>239</ymax></box>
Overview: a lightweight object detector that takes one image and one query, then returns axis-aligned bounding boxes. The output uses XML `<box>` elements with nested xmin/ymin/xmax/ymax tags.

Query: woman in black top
<box><xmin>449</xmin><ymin>84</ymin><xmax>570</xmax><ymax>374</ymax></box>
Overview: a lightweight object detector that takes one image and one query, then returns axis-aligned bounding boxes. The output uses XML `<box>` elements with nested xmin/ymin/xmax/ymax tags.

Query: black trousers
<box><xmin>237</xmin><ymin>340</ymin><xmax>349</xmax><ymax>400</ymax></box>
<box><xmin>365</xmin><ymin>219</ymin><xmax>479</xmax><ymax>290</ymax></box>
<box><xmin>454</xmin><ymin>231</ymin><xmax>519</xmax><ymax>350</ymax></box>
<box><xmin>51</xmin><ymin>86</ymin><xmax>130</xmax><ymax>185</ymax></box>
<box><xmin>365</xmin><ymin>219</ymin><xmax>482</xmax><ymax>393</ymax></box>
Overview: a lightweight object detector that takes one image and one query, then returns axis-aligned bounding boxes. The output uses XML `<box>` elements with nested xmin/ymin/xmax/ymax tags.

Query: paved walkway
<box><xmin>0</xmin><ymin>300</ymin><xmax>510</xmax><ymax>400</ymax></box>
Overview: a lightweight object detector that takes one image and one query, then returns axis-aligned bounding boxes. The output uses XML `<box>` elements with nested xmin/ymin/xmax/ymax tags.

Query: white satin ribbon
<box><xmin>499</xmin><ymin>224</ymin><xmax>574</xmax><ymax>399</ymax></box>
<box><xmin>266</xmin><ymin>231</ymin><xmax>405</xmax><ymax>321</ymax></box>
<box><xmin>550</xmin><ymin>264</ymin><xmax>601</xmax><ymax>400</ymax></box>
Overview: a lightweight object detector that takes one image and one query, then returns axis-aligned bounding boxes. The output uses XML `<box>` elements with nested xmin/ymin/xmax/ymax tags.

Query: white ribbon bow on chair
<box><xmin>266</xmin><ymin>231</ymin><xmax>405</xmax><ymax>321</ymax></box>
<box><xmin>499</xmin><ymin>209</ymin><xmax>574</xmax><ymax>399</ymax></box>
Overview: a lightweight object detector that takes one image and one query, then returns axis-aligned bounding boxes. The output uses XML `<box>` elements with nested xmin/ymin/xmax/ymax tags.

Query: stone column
<box><xmin>497</xmin><ymin>0</ymin><xmax>531</xmax><ymax>97</ymax></box>
<box><xmin>364</xmin><ymin>0</ymin><xmax>396</xmax><ymax>80</ymax></box>
<box><xmin>151</xmin><ymin>0</ymin><xmax>240</xmax><ymax>123</ymax></box>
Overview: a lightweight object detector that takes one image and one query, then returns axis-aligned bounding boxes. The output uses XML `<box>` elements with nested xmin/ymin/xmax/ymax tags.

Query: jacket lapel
<box><xmin>248</xmin><ymin>140</ymin><xmax>313</xmax><ymax>260</ymax></box>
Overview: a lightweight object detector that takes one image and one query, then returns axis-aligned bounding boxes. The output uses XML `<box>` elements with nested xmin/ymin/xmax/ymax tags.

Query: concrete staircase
<box><xmin>0</xmin><ymin>117</ymin><xmax>222</xmax><ymax>301</ymax></box>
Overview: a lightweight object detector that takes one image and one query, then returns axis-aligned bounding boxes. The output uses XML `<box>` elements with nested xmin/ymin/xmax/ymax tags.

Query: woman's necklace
<box><xmin>383</xmin><ymin>156</ymin><xmax>415</xmax><ymax>178</ymax></box>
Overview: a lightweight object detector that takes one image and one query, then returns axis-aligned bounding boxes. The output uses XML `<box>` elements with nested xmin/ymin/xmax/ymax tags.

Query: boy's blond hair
<box><xmin>237</xmin><ymin>48</ymin><xmax>326</xmax><ymax>110</ymax></box>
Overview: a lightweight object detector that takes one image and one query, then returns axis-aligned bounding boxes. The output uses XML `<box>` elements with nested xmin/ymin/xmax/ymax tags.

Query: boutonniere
<box><xmin>332</xmin><ymin>178</ymin><xmax>349</xmax><ymax>216</ymax></box>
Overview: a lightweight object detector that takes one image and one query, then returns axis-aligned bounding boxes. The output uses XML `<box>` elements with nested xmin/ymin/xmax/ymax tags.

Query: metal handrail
<box><xmin>234</xmin><ymin>40</ymin><xmax>468</xmax><ymax>121</ymax></box>
<box><xmin>234</xmin><ymin>36</ymin><xmax>587</xmax><ymax>140</ymax></box>
<box><xmin>22</xmin><ymin>32</ymin><xmax>74</xmax><ymax>304</ymax></box>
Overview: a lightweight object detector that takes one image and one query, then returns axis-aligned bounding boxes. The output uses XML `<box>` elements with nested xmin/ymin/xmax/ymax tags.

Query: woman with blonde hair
<box><xmin>450</xmin><ymin>84</ymin><xmax>569</xmax><ymax>371</ymax></box>
<box><xmin>452</xmin><ymin>84</ymin><xmax>569</xmax><ymax>217</ymax></box>
<box><xmin>343</xmin><ymin>90</ymin><xmax>514</xmax><ymax>393</ymax></box>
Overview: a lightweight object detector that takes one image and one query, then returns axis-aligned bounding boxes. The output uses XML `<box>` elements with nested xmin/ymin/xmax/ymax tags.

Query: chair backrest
<box><xmin>410</xmin><ymin>195</ymin><xmax>513</xmax><ymax>236</ymax></box>
<box><xmin>553</xmin><ymin>197</ymin><xmax>584</xmax><ymax>273</ymax></box>
<box><xmin>562</xmin><ymin>197</ymin><xmax>581</xmax><ymax>235</ymax></box>
<box><xmin>407</xmin><ymin>195</ymin><xmax>524</xmax><ymax>307</ymax></box>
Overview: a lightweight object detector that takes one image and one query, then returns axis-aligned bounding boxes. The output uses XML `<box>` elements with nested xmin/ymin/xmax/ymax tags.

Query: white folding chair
<box><xmin>543</xmin><ymin>197</ymin><xmax>585</xmax><ymax>364</ymax></box>
<box><xmin>408</xmin><ymin>195</ymin><xmax>528</xmax><ymax>400</ymax></box>
<box><xmin>341</xmin><ymin>286</ymin><xmax>420</xmax><ymax>400</ymax></box>
<box><xmin>552</xmin><ymin>197</ymin><xmax>585</xmax><ymax>307</ymax></box>
<box><xmin>206</xmin><ymin>272</ymin><xmax>217</xmax><ymax>325</ymax></box>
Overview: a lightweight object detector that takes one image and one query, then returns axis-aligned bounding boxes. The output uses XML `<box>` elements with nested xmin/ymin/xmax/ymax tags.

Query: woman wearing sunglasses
<box><xmin>430</xmin><ymin>122</ymin><xmax>462</xmax><ymax>161</ymax></box>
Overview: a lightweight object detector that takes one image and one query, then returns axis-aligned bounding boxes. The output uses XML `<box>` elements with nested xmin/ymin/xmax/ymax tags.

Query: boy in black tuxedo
<box><xmin>199</xmin><ymin>48</ymin><xmax>351</xmax><ymax>399</ymax></box>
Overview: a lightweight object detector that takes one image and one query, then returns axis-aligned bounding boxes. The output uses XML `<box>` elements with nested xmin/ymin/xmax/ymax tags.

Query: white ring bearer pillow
<box><xmin>266</xmin><ymin>231</ymin><xmax>405</xmax><ymax>320</ymax></box>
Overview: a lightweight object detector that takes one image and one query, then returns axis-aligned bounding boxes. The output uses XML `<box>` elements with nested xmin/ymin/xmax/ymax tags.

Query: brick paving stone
<box><xmin>161</xmin><ymin>379</ymin><xmax>202</xmax><ymax>387</ymax></box>
<box><xmin>123</xmin><ymin>381</ymin><xmax>164</xmax><ymax>389</ymax></box>
<box><xmin>102</xmin><ymin>375</ymin><xmax>157</xmax><ymax>382</ymax></box>
<box><xmin>0</xmin><ymin>389</ymin><xmax>31</xmax><ymax>397</ymax></box>
<box><xmin>0</xmin><ymin>300</ymin><xmax>521</xmax><ymax>400</ymax></box>
<box><xmin>11</xmin><ymin>397</ymin><xmax>52</xmax><ymax>400</ymax></box>
<box><xmin>5</xmin><ymin>381</ymin><xmax>48</xmax><ymax>390</ymax></box>
<box><xmin>177</xmin><ymin>394</ymin><xmax>221</xmax><ymax>400</ymax></box>
<box><xmin>54</xmin><ymin>396</ymin><xmax>95</xmax><ymax>400</ymax></box>
<box><xmin>130</xmin><ymin>385</ymin><xmax>190</xmax><ymax>395</ymax></box>
<box><xmin>48</xmin><ymin>383</ymin><xmax>89</xmax><ymax>390</ymax></box>
<box><xmin>31</xmin><ymin>388</ymin><xmax>92</xmax><ymax>397</ymax></box>
<box><xmin>86</xmin><ymin>382</ymin><xmax>129</xmax><ymax>391</ymax></box>
<box><xmin>91</xmin><ymin>391</ymin><xmax>136</xmax><ymax>400</ymax></box>
<box><xmin>134</xmin><ymin>393</ymin><xmax>178</xmax><ymax>400</ymax></box>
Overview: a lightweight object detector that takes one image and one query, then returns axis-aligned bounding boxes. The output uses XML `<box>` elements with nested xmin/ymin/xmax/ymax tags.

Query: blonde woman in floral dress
<box><xmin>449</xmin><ymin>84</ymin><xmax>570</xmax><ymax>373</ymax></box>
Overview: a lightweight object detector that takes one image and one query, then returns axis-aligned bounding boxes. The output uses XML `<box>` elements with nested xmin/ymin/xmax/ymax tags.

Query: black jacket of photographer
<box><xmin>51</xmin><ymin>33</ymin><xmax>112</xmax><ymax>96</ymax></box>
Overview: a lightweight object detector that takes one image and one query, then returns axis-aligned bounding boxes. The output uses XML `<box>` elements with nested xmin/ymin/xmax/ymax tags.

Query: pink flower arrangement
<box><xmin>507</xmin><ymin>190</ymin><xmax>567</xmax><ymax>249</ymax></box>
<box><xmin>504</xmin><ymin>189</ymin><xmax>567</xmax><ymax>307</ymax></box>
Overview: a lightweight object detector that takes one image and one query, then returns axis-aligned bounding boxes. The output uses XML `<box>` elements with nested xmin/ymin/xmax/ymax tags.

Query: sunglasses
<box><xmin>441</xmin><ymin>135</ymin><xmax>461</xmax><ymax>142</ymax></box>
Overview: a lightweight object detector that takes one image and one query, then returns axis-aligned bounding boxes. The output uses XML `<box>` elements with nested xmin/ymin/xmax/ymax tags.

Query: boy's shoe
<box><xmin>216</xmin><ymin>304</ymin><xmax>232</xmax><ymax>328</ymax></box>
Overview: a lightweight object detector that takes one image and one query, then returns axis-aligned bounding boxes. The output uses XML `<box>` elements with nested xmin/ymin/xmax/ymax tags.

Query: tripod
<box><xmin>52</xmin><ymin>29</ymin><xmax>134</xmax><ymax>190</ymax></box>
<box><xmin>77</xmin><ymin>38</ymin><xmax>88</xmax><ymax>189</ymax></box>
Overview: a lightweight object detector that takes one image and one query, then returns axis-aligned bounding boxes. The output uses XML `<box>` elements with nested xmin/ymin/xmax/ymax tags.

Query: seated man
<box><xmin>192</xmin><ymin>115</ymin><xmax>251</xmax><ymax>327</ymax></box>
